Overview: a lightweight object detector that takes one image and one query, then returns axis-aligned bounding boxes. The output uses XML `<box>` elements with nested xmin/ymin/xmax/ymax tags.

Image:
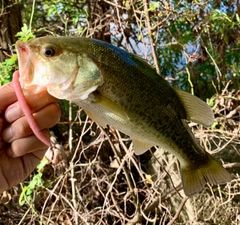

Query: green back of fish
<box><xmin>49</xmin><ymin>38</ymin><xmax>207</xmax><ymax>157</ymax></box>
<box><xmin>64</xmin><ymin>38</ymin><xmax>187</xmax><ymax>124</ymax></box>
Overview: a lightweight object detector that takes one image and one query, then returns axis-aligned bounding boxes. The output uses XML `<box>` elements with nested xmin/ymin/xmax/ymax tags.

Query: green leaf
<box><xmin>15</xmin><ymin>24</ymin><xmax>35</xmax><ymax>42</ymax></box>
<box><xmin>236</xmin><ymin>14</ymin><xmax>240</xmax><ymax>23</ymax></box>
<box><xmin>148</xmin><ymin>2</ymin><xmax>159</xmax><ymax>12</ymax></box>
<box><xmin>18</xmin><ymin>158</ymin><xmax>48</xmax><ymax>206</ymax></box>
<box><xmin>19</xmin><ymin>186</ymin><xmax>28</xmax><ymax>206</ymax></box>
<box><xmin>0</xmin><ymin>54</ymin><xmax>18</xmax><ymax>85</ymax></box>
<box><xmin>211</xmin><ymin>121</ymin><xmax>218</xmax><ymax>130</ymax></box>
<box><xmin>37</xmin><ymin>157</ymin><xmax>48</xmax><ymax>171</ymax></box>
<box><xmin>124</xmin><ymin>1</ymin><xmax>131</xmax><ymax>10</ymax></box>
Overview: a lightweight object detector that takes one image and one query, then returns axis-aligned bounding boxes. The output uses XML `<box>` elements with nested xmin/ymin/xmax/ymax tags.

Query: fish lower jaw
<box><xmin>21</xmin><ymin>84</ymin><xmax>47</xmax><ymax>95</ymax></box>
<box><xmin>47</xmin><ymin>87</ymin><xmax>72</xmax><ymax>99</ymax></box>
<box><xmin>47</xmin><ymin>85</ymin><xmax>99</xmax><ymax>101</ymax></box>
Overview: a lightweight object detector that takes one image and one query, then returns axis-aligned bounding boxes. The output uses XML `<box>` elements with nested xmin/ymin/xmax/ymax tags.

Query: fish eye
<box><xmin>43</xmin><ymin>45</ymin><xmax>56</xmax><ymax>57</ymax></box>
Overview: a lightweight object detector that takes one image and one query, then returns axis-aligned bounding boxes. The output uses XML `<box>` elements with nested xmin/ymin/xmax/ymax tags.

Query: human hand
<box><xmin>0</xmin><ymin>81</ymin><xmax>61</xmax><ymax>193</ymax></box>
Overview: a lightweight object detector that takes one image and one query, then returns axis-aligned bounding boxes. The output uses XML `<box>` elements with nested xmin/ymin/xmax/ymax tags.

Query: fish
<box><xmin>15</xmin><ymin>36</ymin><xmax>231</xmax><ymax>196</ymax></box>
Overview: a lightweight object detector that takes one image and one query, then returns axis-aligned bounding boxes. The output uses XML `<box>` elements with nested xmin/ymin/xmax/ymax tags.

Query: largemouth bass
<box><xmin>15</xmin><ymin>36</ymin><xmax>231</xmax><ymax>196</ymax></box>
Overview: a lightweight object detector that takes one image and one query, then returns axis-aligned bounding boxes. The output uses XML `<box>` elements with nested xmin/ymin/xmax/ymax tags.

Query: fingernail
<box><xmin>5</xmin><ymin>105</ymin><xmax>20</xmax><ymax>122</ymax></box>
<box><xmin>2</xmin><ymin>126</ymin><xmax>13</xmax><ymax>142</ymax></box>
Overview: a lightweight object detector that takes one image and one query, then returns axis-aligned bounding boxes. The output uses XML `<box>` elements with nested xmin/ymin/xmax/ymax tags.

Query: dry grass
<box><xmin>0</xmin><ymin>89</ymin><xmax>239</xmax><ymax>225</ymax></box>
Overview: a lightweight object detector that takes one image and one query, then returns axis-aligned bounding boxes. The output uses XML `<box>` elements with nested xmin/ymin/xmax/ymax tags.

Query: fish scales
<box><xmin>77</xmin><ymin>39</ymin><xmax>205</xmax><ymax>160</ymax></box>
<box><xmin>15</xmin><ymin>36</ymin><xmax>231</xmax><ymax>196</ymax></box>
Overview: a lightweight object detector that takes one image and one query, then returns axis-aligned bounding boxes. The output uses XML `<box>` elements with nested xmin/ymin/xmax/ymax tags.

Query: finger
<box><xmin>0</xmin><ymin>82</ymin><xmax>17</xmax><ymax>113</ymax></box>
<box><xmin>0</xmin><ymin>147</ymin><xmax>46</xmax><ymax>193</ymax></box>
<box><xmin>7</xmin><ymin>130</ymin><xmax>49</xmax><ymax>158</ymax></box>
<box><xmin>0</xmin><ymin>118</ymin><xmax>6</xmax><ymax>149</ymax></box>
<box><xmin>5</xmin><ymin>88</ymin><xmax>59</xmax><ymax>123</ymax></box>
<box><xmin>2</xmin><ymin>103</ymin><xmax>61</xmax><ymax>143</ymax></box>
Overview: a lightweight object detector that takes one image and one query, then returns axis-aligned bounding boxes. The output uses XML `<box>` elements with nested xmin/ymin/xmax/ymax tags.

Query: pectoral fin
<box><xmin>132</xmin><ymin>138</ymin><xmax>154</xmax><ymax>155</ymax></box>
<box><xmin>95</xmin><ymin>93</ymin><xmax>130</xmax><ymax>127</ymax></box>
<box><xmin>175</xmin><ymin>89</ymin><xmax>214</xmax><ymax>127</ymax></box>
<box><xmin>84</xmin><ymin>109</ymin><xmax>107</xmax><ymax>127</ymax></box>
<box><xmin>83</xmin><ymin>93</ymin><xmax>130</xmax><ymax>130</ymax></box>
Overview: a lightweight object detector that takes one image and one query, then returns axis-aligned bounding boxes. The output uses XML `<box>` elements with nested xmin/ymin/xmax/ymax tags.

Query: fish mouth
<box><xmin>15</xmin><ymin>40</ymin><xmax>45</xmax><ymax>94</ymax></box>
<box><xmin>16</xmin><ymin>41</ymin><xmax>34</xmax><ymax>87</ymax></box>
<box><xmin>16</xmin><ymin>41</ymin><xmax>71</xmax><ymax>96</ymax></box>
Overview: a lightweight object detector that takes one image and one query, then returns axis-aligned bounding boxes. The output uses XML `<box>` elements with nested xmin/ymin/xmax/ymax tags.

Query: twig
<box><xmin>114</xmin><ymin>1</ymin><xmax>131</xmax><ymax>51</ymax></box>
<box><xmin>68</xmin><ymin>101</ymin><xmax>78</xmax><ymax>225</ymax></box>
<box><xmin>143</xmin><ymin>0</ymin><xmax>161</xmax><ymax>75</ymax></box>
<box><xmin>224</xmin><ymin>162</ymin><xmax>240</xmax><ymax>169</ymax></box>
<box><xmin>0</xmin><ymin>47</ymin><xmax>10</xmax><ymax>52</ymax></box>
<box><xmin>203</xmin><ymin>45</ymin><xmax>222</xmax><ymax>88</ymax></box>
<box><xmin>211</xmin><ymin>135</ymin><xmax>237</xmax><ymax>154</ymax></box>
<box><xmin>29</xmin><ymin>0</ymin><xmax>35</xmax><ymax>31</ymax></box>
<box><xmin>167</xmin><ymin>196</ymin><xmax>189</xmax><ymax>225</ymax></box>
<box><xmin>103</xmin><ymin>0</ymin><xmax>143</xmax><ymax>14</ymax></box>
<box><xmin>226</xmin><ymin>106</ymin><xmax>240</xmax><ymax>119</ymax></box>
<box><xmin>186</xmin><ymin>66</ymin><xmax>194</xmax><ymax>95</ymax></box>
<box><xmin>151</xmin><ymin>149</ymin><xmax>183</xmax><ymax>199</ymax></box>
<box><xmin>99</xmin><ymin>127</ymin><xmax>136</xmax><ymax>222</ymax></box>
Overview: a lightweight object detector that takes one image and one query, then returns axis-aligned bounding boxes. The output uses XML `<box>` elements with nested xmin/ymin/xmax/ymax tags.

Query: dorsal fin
<box><xmin>175</xmin><ymin>89</ymin><xmax>214</xmax><ymax>127</ymax></box>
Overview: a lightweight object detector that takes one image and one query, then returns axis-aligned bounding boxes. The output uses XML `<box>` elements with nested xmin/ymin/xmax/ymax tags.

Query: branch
<box><xmin>0</xmin><ymin>47</ymin><xmax>10</xmax><ymax>52</ymax></box>
<box><xmin>225</xmin><ymin>106</ymin><xmax>240</xmax><ymax>119</ymax></box>
<box><xmin>143</xmin><ymin>0</ymin><xmax>161</xmax><ymax>75</ymax></box>
<box><xmin>224</xmin><ymin>162</ymin><xmax>240</xmax><ymax>169</ymax></box>
<box><xmin>167</xmin><ymin>196</ymin><xmax>189</xmax><ymax>225</ymax></box>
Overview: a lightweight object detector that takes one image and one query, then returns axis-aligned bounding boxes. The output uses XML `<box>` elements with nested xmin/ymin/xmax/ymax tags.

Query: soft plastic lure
<box><xmin>12</xmin><ymin>70</ymin><xmax>51</xmax><ymax>147</ymax></box>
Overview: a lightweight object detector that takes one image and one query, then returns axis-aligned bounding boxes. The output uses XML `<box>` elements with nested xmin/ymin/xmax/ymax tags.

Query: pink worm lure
<box><xmin>12</xmin><ymin>71</ymin><xmax>52</xmax><ymax>147</ymax></box>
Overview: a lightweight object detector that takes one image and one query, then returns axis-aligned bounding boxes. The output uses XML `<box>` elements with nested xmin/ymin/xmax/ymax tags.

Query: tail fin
<box><xmin>181</xmin><ymin>153</ymin><xmax>231</xmax><ymax>196</ymax></box>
